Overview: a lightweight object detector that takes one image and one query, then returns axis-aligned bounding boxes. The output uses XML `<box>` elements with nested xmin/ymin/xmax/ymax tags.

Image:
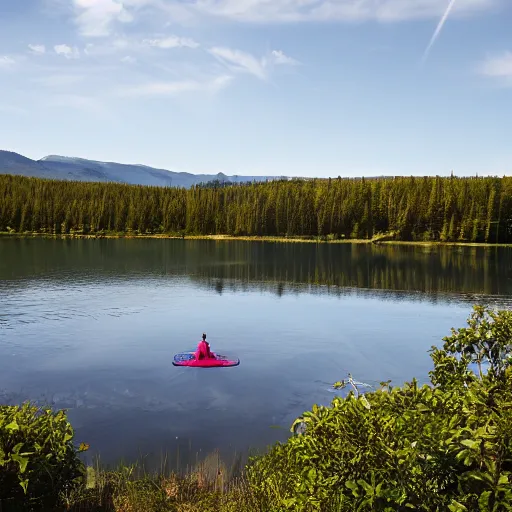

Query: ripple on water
<box><xmin>0</xmin><ymin>280</ymin><xmax>149</xmax><ymax>328</ymax></box>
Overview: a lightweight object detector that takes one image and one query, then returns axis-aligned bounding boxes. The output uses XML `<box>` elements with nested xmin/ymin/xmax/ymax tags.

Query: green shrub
<box><xmin>248</xmin><ymin>306</ymin><xmax>512</xmax><ymax>511</ymax></box>
<box><xmin>2</xmin><ymin>306</ymin><xmax>512</xmax><ymax>511</ymax></box>
<box><xmin>0</xmin><ymin>403</ymin><xmax>87</xmax><ymax>510</ymax></box>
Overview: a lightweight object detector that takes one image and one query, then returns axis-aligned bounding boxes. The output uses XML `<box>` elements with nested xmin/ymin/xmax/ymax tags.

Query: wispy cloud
<box><xmin>120</xmin><ymin>75</ymin><xmax>233</xmax><ymax>96</ymax></box>
<box><xmin>82</xmin><ymin>35</ymin><xmax>199</xmax><ymax>58</ymax></box>
<box><xmin>143</xmin><ymin>36</ymin><xmax>200</xmax><ymax>49</ymax></box>
<box><xmin>121</xmin><ymin>55</ymin><xmax>137</xmax><ymax>64</ymax></box>
<box><xmin>208</xmin><ymin>47</ymin><xmax>268</xmax><ymax>80</ymax></box>
<box><xmin>271</xmin><ymin>50</ymin><xmax>300</xmax><ymax>66</ymax></box>
<box><xmin>0</xmin><ymin>56</ymin><xmax>15</xmax><ymax>68</ymax></box>
<box><xmin>421</xmin><ymin>0</ymin><xmax>457</xmax><ymax>64</ymax></box>
<box><xmin>477</xmin><ymin>52</ymin><xmax>512</xmax><ymax>84</ymax></box>
<box><xmin>208</xmin><ymin>47</ymin><xmax>300</xmax><ymax>80</ymax></box>
<box><xmin>57</xmin><ymin>0</ymin><xmax>495</xmax><ymax>33</ymax></box>
<box><xmin>83</xmin><ymin>41</ymin><xmax>120</xmax><ymax>56</ymax></box>
<box><xmin>175</xmin><ymin>0</ymin><xmax>496</xmax><ymax>23</ymax></box>
<box><xmin>73</xmin><ymin>0</ymin><xmax>134</xmax><ymax>37</ymax></box>
<box><xmin>54</xmin><ymin>44</ymin><xmax>80</xmax><ymax>59</ymax></box>
<box><xmin>28</xmin><ymin>44</ymin><xmax>46</xmax><ymax>55</ymax></box>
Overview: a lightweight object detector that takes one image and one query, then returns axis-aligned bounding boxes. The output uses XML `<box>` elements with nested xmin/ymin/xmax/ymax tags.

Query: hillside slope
<box><xmin>0</xmin><ymin>150</ymin><xmax>286</xmax><ymax>187</ymax></box>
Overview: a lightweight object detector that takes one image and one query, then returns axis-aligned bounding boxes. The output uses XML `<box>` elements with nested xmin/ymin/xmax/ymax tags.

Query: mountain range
<box><xmin>0</xmin><ymin>150</ymin><xmax>287</xmax><ymax>188</ymax></box>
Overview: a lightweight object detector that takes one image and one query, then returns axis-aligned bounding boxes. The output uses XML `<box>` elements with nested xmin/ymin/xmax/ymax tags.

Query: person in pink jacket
<box><xmin>195</xmin><ymin>333</ymin><xmax>215</xmax><ymax>360</ymax></box>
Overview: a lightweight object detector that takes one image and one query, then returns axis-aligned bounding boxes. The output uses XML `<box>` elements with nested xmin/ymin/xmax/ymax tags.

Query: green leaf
<box><xmin>478</xmin><ymin>491</ymin><xmax>491</xmax><ymax>511</ymax></box>
<box><xmin>498</xmin><ymin>474</ymin><xmax>510</xmax><ymax>486</ymax></box>
<box><xmin>11</xmin><ymin>454</ymin><xmax>29</xmax><ymax>474</ymax></box>
<box><xmin>360</xmin><ymin>395</ymin><xmax>371</xmax><ymax>410</ymax></box>
<box><xmin>357</xmin><ymin>479</ymin><xmax>374</xmax><ymax>495</ymax></box>
<box><xmin>346</xmin><ymin>480</ymin><xmax>360</xmax><ymax>497</ymax></box>
<box><xmin>448</xmin><ymin>500</ymin><xmax>468</xmax><ymax>511</ymax></box>
<box><xmin>19</xmin><ymin>479</ymin><xmax>29</xmax><ymax>495</ymax></box>
<box><xmin>5</xmin><ymin>420</ymin><xmax>19</xmax><ymax>431</ymax></box>
<box><xmin>12</xmin><ymin>442</ymin><xmax>24</xmax><ymax>454</ymax></box>
<box><xmin>456</xmin><ymin>449</ymin><xmax>470</xmax><ymax>461</ymax></box>
<box><xmin>79</xmin><ymin>442</ymin><xmax>90</xmax><ymax>452</ymax></box>
<box><xmin>460</xmin><ymin>439</ymin><xmax>478</xmax><ymax>449</ymax></box>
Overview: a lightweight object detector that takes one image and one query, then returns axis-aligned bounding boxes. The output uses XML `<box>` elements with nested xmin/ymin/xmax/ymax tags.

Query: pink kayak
<box><xmin>172</xmin><ymin>352</ymin><xmax>240</xmax><ymax>368</ymax></box>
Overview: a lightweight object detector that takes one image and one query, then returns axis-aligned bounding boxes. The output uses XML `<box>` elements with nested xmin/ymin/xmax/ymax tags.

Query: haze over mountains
<box><xmin>0</xmin><ymin>150</ymin><xmax>287</xmax><ymax>188</ymax></box>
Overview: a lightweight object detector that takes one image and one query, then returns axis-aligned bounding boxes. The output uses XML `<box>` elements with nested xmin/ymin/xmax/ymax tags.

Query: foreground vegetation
<box><xmin>1</xmin><ymin>174</ymin><xmax>512</xmax><ymax>243</ymax></box>
<box><xmin>1</xmin><ymin>306</ymin><xmax>512</xmax><ymax>511</ymax></box>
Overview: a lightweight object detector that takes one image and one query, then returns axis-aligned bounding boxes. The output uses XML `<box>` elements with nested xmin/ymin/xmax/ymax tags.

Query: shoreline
<box><xmin>1</xmin><ymin>231</ymin><xmax>512</xmax><ymax>248</ymax></box>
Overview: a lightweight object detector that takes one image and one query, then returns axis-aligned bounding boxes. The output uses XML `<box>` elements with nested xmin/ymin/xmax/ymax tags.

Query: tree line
<box><xmin>1</xmin><ymin>173</ymin><xmax>511</xmax><ymax>243</ymax></box>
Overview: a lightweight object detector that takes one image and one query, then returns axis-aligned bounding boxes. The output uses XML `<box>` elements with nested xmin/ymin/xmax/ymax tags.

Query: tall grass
<box><xmin>59</xmin><ymin>450</ymin><xmax>265</xmax><ymax>512</ymax></box>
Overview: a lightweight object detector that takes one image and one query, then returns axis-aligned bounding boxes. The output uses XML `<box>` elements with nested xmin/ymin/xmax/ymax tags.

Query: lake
<box><xmin>1</xmin><ymin>238</ymin><xmax>511</xmax><ymax>472</ymax></box>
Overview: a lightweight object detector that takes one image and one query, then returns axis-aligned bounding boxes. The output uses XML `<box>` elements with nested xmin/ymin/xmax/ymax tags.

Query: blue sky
<box><xmin>1</xmin><ymin>0</ymin><xmax>511</xmax><ymax>178</ymax></box>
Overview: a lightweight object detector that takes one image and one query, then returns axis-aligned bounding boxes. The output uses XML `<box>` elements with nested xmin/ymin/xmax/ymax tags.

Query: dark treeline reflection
<box><xmin>1</xmin><ymin>239</ymin><xmax>512</xmax><ymax>300</ymax></box>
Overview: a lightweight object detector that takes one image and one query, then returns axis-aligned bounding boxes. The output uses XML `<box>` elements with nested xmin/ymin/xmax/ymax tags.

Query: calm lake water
<box><xmin>1</xmin><ymin>238</ymin><xmax>511</xmax><ymax>470</ymax></box>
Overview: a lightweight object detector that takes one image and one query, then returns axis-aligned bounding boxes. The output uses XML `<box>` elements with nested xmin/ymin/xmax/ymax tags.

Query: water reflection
<box><xmin>1</xmin><ymin>238</ymin><xmax>511</xmax><ymax>467</ymax></box>
<box><xmin>1</xmin><ymin>238</ymin><xmax>511</xmax><ymax>298</ymax></box>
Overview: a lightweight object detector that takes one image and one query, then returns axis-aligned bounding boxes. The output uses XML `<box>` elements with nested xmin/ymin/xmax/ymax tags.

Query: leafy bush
<box><xmin>0</xmin><ymin>403</ymin><xmax>87</xmax><ymax>510</ymax></box>
<box><xmin>2</xmin><ymin>306</ymin><xmax>511</xmax><ymax>511</ymax></box>
<box><xmin>248</xmin><ymin>306</ymin><xmax>512</xmax><ymax>511</ymax></box>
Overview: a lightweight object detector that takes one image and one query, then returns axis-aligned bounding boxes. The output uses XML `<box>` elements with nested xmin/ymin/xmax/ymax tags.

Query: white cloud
<box><xmin>120</xmin><ymin>75</ymin><xmax>233</xmax><ymax>96</ymax></box>
<box><xmin>0</xmin><ymin>56</ymin><xmax>15</xmax><ymax>68</ymax></box>
<box><xmin>82</xmin><ymin>34</ymin><xmax>199</xmax><ymax>59</ymax></box>
<box><xmin>143</xmin><ymin>36</ymin><xmax>200</xmax><ymax>49</ymax></box>
<box><xmin>73</xmin><ymin>0</ymin><xmax>134</xmax><ymax>37</ymax></box>
<box><xmin>28</xmin><ymin>44</ymin><xmax>46</xmax><ymax>55</ymax></box>
<box><xmin>58</xmin><ymin>0</ymin><xmax>498</xmax><ymax>34</ymax></box>
<box><xmin>54</xmin><ymin>44</ymin><xmax>80</xmax><ymax>59</ymax></box>
<box><xmin>171</xmin><ymin>0</ymin><xmax>496</xmax><ymax>23</ymax></box>
<box><xmin>208</xmin><ymin>47</ymin><xmax>268</xmax><ymax>80</ymax></box>
<box><xmin>121</xmin><ymin>55</ymin><xmax>137</xmax><ymax>63</ymax></box>
<box><xmin>271</xmin><ymin>50</ymin><xmax>300</xmax><ymax>65</ymax></box>
<box><xmin>207</xmin><ymin>47</ymin><xmax>300</xmax><ymax>80</ymax></box>
<box><xmin>478</xmin><ymin>52</ymin><xmax>512</xmax><ymax>79</ymax></box>
<box><xmin>83</xmin><ymin>39</ymin><xmax>137</xmax><ymax>58</ymax></box>
<box><xmin>83</xmin><ymin>42</ymin><xmax>118</xmax><ymax>56</ymax></box>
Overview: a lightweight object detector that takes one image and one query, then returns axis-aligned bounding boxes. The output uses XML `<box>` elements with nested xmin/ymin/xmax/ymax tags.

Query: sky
<box><xmin>1</xmin><ymin>0</ymin><xmax>512</xmax><ymax>178</ymax></box>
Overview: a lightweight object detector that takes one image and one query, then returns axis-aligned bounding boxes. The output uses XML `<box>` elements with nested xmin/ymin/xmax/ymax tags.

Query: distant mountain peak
<box><xmin>40</xmin><ymin>155</ymin><xmax>84</xmax><ymax>162</ymax></box>
<box><xmin>40</xmin><ymin>155</ymin><xmax>106</xmax><ymax>166</ymax></box>
<box><xmin>0</xmin><ymin>150</ymin><xmax>37</xmax><ymax>163</ymax></box>
<box><xmin>1</xmin><ymin>149</ymin><xmax>288</xmax><ymax>188</ymax></box>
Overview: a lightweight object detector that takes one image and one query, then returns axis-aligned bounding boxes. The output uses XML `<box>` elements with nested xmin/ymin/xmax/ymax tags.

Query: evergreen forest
<box><xmin>1</xmin><ymin>174</ymin><xmax>511</xmax><ymax>243</ymax></box>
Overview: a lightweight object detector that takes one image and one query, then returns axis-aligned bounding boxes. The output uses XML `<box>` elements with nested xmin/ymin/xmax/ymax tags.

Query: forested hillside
<box><xmin>1</xmin><ymin>174</ymin><xmax>511</xmax><ymax>243</ymax></box>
